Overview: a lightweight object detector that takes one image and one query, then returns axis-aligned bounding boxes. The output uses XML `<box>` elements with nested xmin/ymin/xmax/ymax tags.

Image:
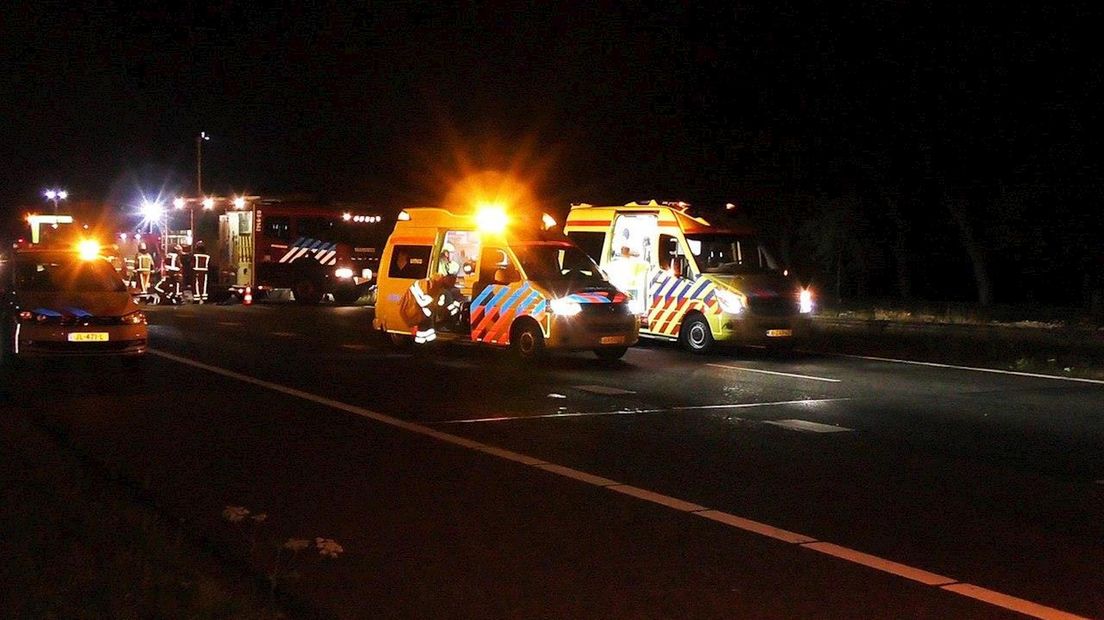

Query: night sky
<box><xmin>2</xmin><ymin>1</ymin><xmax>1101</xmax><ymax>304</ymax></box>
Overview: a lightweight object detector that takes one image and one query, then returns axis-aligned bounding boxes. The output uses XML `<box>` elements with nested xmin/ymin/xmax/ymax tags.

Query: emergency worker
<box><xmin>605</xmin><ymin>245</ymin><xmax>648</xmax><ymax>304</ymax></box>
<box><xmin>192</xmin><ymin>240</ymin><xmax>211</xmax><ymax>304</ymax></box>
<box><xmin>399</xmin><ymin>272</ymin><xmax>459</xmax><ymax>344</ymax></box>
<box><xmin>437</xmin><ymin>242</ymin><xmax>460</xmax><ymax>276</ymax></box>
<box><xmin>155</xmin><ymin>244</ymin><xmax>184</xmax><ymax>303</ymax></box>
<box><xmin>134</xmin><ymin>242</ymin><xmax>155</xmax><ymax>293</ymax></box>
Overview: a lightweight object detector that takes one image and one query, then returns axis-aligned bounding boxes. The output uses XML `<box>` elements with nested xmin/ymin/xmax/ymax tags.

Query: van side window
<box><xmin>657</xmin><ymin>234</ymin><xmax>679</xmax><ymax>270</ymax></box>
<box><xmin>474</xmin><ymin>247</ymin><xmax>511</xmax><ymax>297</ymax></box>
<box><xmin>387</xmin><ymin>245</ymin><xmax>432</xmax><ymax>279</ymax></box>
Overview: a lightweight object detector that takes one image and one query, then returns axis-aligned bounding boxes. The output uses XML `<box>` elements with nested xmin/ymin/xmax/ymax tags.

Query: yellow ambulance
<box><xmin>372</xmin><ymin>205</ymin><xmax>639</xmax><ymax>360</ymax></box>
<box><xmin>564</xmin><ymin>200</ymin><xmax>813</xmax><ymax>353</ymax></box>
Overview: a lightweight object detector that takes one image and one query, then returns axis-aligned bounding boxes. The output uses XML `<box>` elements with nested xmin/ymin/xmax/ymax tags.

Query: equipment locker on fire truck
<box><xmin>372</xmin><ymin>204</ymin><xmax>639</xmax><ymax>360</ymax></box>
<box><xmin>564</xmin><ymin>200</ymin><xmax>813</xmax><ymax>353</ymax></box>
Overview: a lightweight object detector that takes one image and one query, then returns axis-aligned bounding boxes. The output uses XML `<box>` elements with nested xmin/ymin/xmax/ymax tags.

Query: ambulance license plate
<box><xmin>600</xmin><ymin>336</ymin><xmax>625</xmax><ymax>345</ymax></box>
<box><xmin>766</xmin><ymin>329</ymin><xmax>792</xmax><ymax>338</ymax></box>
<box><xmin>69</xmin><ymin>332</ymin><xmax>109</xmax><ymax>342</ymax></box>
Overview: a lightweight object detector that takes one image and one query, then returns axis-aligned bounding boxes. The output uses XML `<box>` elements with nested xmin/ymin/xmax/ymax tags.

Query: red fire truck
<box><xmin>216</xmin><ymin>198</ymin><xmax>388</xmax><ymax>304</ymax></box>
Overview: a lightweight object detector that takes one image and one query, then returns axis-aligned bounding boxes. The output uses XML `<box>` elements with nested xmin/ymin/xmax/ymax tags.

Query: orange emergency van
<box><xmin>372</xmin><ymin>205</ymin><xmax>639</xmax><ymax>360</ymax></box>
<box><xmin>564</xmin><ymin>200</ymin><xmax>813</xmax><ymax>353</ymax></box>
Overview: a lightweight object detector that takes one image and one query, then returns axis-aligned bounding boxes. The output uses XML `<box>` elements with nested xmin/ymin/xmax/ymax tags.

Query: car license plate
<box><xmin>766</xmin><ymin>329</ymin><xmax>792</xmax><ymax>338</ymax></box>
<box><xmin>600</xmin><ymin>336</ymin><xmax>625</xmax><ymax>345</ymax></box>
<box><xmin>68</xmin><ymin>332</ymin><xmax>109</xmax><ymax>342</ymax></box>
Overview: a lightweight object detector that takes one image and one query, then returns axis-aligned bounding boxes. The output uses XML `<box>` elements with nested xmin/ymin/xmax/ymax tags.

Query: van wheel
<box><xmin>679</xmin><ymin>314</ymin><xmax>714</xmax><ymax>354</ymax></box>
<box><xmin>594</xmin><ymin>346</ymin><xmax>628</xmax><ymax>361</ymax></box>
<box><xmin>510</xmin><ymin>320</ymin><xmax>546</xmax><ymax>361</ymax></box>
<box><xmin>293</xmin><ymin>279</ymin><xmax>323</xmax><ymax>305</ymax></box>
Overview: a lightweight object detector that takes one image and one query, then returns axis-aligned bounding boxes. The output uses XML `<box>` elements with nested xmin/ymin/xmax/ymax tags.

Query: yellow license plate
<box><xmin>600</xmin><ymin>335</ymin><xmax>625</xmax><ymax>345</ymax></box>
<box><xmin>68</xmin><ymin>332</ymin><xmax>109</xmax><ymax>342</ymax></box>
<box><xmin>766</xmin><ymin>329</ymin><xmax>793</xmax><ymax>338</ymax></box>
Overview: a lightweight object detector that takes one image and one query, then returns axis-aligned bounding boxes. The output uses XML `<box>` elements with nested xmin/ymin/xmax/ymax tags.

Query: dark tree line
<box><xmin>669</xmin><ymin>1</ymin><xmax>1102</xmax><ymax>315</ymax></box>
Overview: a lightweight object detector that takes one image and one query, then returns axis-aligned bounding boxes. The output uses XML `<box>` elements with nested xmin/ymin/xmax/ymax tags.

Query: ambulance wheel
<box><xmin>594</xmin><ymin>346</ymin><xmax>628</xmax><ymax>361</ymax></box>
<box><xmin>293</xmin><ymin>278</ymin><xmax>323</xmax><ymax>305</ymax></box>
<box><xmin>510</xmin><ymin>319</ymin><xmax>545</xmax><ymax>361</ymax></box>
<box><xmin>679</xmin><ymin>313</ymin><xmax>714</xmax><ymax>354</ymax></box>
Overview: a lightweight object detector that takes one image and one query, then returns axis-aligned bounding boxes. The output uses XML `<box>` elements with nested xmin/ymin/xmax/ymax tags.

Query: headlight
<box><xmin>334</xmin><ymin>267</ymin><xmax>354</xmax><ymax>279</ymax></box>
<box><xmin>799</xmin><ymin>289</ymin><xmax>814</xmax><ymax>314</ymax></box>
<box><xmin>17</xmin><ymin>310</ymin><xmax>53</xmax><ymax>323</ymax></box>
<box><xmin>550</xmin><ymin>297</ymin><xmax>582</xmax><ymax>317</ymax></box>
<box><xmin>715</xmin><ymin>289</ymin><xmax>747</xmax><ymax>314</ymax></box>
<box><xmin>122</xmin><ymin>311</ymin><xmax>147</xmax><ymax>325</ymax></box>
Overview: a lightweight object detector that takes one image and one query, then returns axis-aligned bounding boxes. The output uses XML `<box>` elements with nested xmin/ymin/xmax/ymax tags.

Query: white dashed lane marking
<box><xmin>764</xmin><ymin>419</ymin><xmax>852</xmax><ymax>433</ymax></box>
<box><xmin>574</xmin><ymin>384</ymin><xmax>637</xmax><ymax>395</ymax></box>
<box><xmin>147</xmin><ymin>348</ymin><xmax>1089</xmax><ymax>620</ymax></box>
<box><xmin>708</xmin><ymin>363</ymin><xmax>841</xmax><ymax>383</ymax></box>
<box><xmin>437</xmin><ymin>398</ymin><xmax>850</xmax><ymax>424</ymax></box>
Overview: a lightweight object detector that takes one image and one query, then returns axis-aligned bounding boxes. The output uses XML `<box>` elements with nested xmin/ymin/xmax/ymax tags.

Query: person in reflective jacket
<box><xmin>399</xmin><ymin>272</ymin><xmax>459</xmax><ymax>344</ymax></box>
<box><xmin>154</xmin><ymin>244</ymin><xmax>184</xmax><ymax>303</ymax></box>
<box><xmin>134</xmin><ymin>242</ymin><xmax>155</xmax><ymax>293</ymax></box>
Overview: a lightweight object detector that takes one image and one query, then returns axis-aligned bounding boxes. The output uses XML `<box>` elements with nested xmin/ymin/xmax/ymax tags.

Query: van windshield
<box><xmin>511</xmin><ymin>242</ymin><xmax>606</xmax><ymax>283</ymax></box>
<box><xmin>685</xmin><ymin>233</ymin><xmax>781</xmax><ymax>275</ymax></box>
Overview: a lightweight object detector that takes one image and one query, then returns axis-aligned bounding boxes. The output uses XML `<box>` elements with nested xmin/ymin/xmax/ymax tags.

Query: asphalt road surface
<box><xmin>7</xmin><ymin>303</ymin><xmax>1104</xmax><ymax>619</ymax></box>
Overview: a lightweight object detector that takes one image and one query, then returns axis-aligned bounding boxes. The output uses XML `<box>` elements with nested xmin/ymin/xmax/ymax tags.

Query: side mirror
<box><xmin>493</xmin><ymin>267</ymin><xmax>519</xmax><ymax>284</ymax></box>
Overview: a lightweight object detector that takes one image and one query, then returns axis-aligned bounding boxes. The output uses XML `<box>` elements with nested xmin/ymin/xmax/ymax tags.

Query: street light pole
<box><xmin>194</xmin><ymin>131</ymin><xmax>209</xmax><ymax>238</ymax></box>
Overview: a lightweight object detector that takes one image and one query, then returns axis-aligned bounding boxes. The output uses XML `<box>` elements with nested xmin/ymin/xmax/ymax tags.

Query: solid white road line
<box><xmin>708</xmin><ymin>363</ymin><xmax>842</xmax><ymax>383</ymax></box>
<box><xmin>834</xmin><ymin>353</ymin><xmax>1104</xmax><ymax>386</ymax></box>
<box><xmin>438</xmin><ymin>398</ymin><xmax>851</xmax><ymax>424</ymax></box>
<box><xmin>147</xmin><ymin>348</ymin><xmax>1088</xmax><ymax>620</ymax></box>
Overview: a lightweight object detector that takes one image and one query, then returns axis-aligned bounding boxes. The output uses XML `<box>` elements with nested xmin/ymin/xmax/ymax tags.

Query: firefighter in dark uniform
<box><xmin>192</xmin><ymin>240</ymin><xmax>211</xmax><ymax>304</ymax></box>
<box><xmin>155</xmin><ymin>244</ymin><xmax>184</xmax><ymax>303</ymax></box>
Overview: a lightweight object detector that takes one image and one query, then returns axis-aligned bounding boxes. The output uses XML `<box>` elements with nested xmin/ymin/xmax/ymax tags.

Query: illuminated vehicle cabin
<box><xmin>564</xmin><ymin>200</ymin><xmax>813</xmax><ymax>353</ymax></box>
<box><xmin>373</xmin><ymin>205</ymin><xmax>639</xmax><ymax>360</ymax></box>
<box><xmin>0</xmin><ymin>239</ymin><xmax>148</xmax><ymax>363</ymax></box>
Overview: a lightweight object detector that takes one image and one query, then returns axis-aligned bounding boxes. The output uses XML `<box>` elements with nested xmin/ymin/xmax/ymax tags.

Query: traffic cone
<box><xmin>243</xmin><ymin>286</ymin><xmax>253</xmax><ymax>305</ymax></box>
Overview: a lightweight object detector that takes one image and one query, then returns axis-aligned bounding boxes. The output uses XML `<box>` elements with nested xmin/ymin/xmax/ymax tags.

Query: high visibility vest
<box><xmin>165</xmin><ymin>252</ymin><xmax>182</xmax><ymax>272</ymax></box>
<box><xmin>136</xmin><ymin>253</ymin><xmax>154</xmax><ymax>272</ymax></box>
<box><xmin>398</xmin><ymin>275</ymin><xmax>453</xmax><ymax>328</ymax></box>
<box><xmin>193</xmin><ymin>253</ymin><xmax>210</xmax><ymax>272</ymax></box>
